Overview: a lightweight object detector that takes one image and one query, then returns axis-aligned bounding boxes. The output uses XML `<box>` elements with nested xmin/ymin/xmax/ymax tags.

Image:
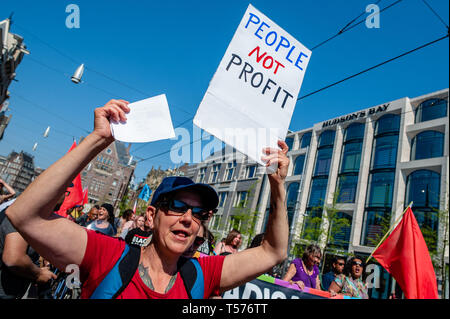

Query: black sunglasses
<box><xmin>160</xmin><ymin>199</ymin><xmax>211</xmax><ymax>222</ymax></box>
<box><xmin>352</xmin><ymin>261</ymin><xmax>363</xmax><ymax>267</ymax></box>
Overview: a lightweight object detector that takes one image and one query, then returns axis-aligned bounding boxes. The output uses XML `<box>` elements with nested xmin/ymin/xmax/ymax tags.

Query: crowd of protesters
<box><xmin>0</xmin><ymin>99</ymin><xmax>385</xmax><ymax>300</ymax></box>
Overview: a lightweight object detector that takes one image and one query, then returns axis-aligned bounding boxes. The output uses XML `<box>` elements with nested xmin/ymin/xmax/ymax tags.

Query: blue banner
<box><xmin>138</xmin><ymin>184</ymin><xmax>151</xmax><ymax>202</ymax></box>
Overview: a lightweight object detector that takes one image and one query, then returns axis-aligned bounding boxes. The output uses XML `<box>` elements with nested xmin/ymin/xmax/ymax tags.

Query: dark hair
<box><xmin>101</xmin><ymin>203</ymin><xmax>115</xmax><ymax>223</ymax></box>
<box><xmin>332</xmin><ymin>256</ymin><xmax>346</xmax><ymax>264</ymax></box>
<box><xmin>122</xmin><ymin>209</ymin><xmax>134</xmax><ymax>221</ymax></box>
<box><xmin>224</xmin><ymin>229</ymin><xmax>241</xmax><ymax>246</ymax></box>
<box><xmin>345</xmin><ymin>256</ymin><xmax>365</xmax><ymax>277</ymax></box>
<box><xmin>249</xmin><ymin>233</ymin><xmax>265</xmax><ymax>248</ymax></box>
<box><xmin>302</xmin><ymin>244</ymin><xmax>322</xmax><ymax>261</ymax></box>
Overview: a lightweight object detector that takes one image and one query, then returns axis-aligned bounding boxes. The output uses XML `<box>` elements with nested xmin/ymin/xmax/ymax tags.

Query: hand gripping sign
<box><xmin>194</xmin><ymin>4</ymin><xmax>311</xmax><ymax>167</ymax></box>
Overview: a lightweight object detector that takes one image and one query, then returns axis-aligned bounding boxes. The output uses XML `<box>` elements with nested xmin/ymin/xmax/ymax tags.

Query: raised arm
<box><xmin>0</xmin><ymin>178</ymin><xmax>16</xmax><ymax>202</ymax></box>
<box><xmin>6</xmin><ymin>100</ymin><xmax>129</xmax><ymax>270</ymax></box>
<box><xmin>219</xmin><ymin>140</ymin><xmax>289</xmax><ymax>292</ymax></box>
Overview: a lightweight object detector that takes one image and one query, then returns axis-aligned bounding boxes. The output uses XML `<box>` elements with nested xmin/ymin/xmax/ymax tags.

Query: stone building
<box><xmin>0</xmin><ymin>150</ymin><xmax>35</xmax><ymax>194</ymax></box>
<box><xmin>80</xmin><ymin>140</ymin><xmax>136</xmax><ymax>210</ymax></box>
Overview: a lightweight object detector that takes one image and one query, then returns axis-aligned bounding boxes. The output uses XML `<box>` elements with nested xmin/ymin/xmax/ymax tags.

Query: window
<box><xmin>361</xmin><ymin>209</ymin><xmax>390</xmax><ymax>246</ymax></box>
<box><xmin>337</xmin><ymin>174</ymin><xmax>358</xmax><ymax>203</ymax></box>
<box><xmin>411</xmin><ymin>131</ymin><xmax>444</xmax><ymax>161</ymax></box>
<box><xmin>308</xmin><ymin>177</ymin><xmax>328</xmax><ymax>208</ymax></box>
<box><xmin>285</xmin><ymin>137</ymin><xmax>294</xmax><ymax>151</ymax></box>
<box><xmin>344</xmin><ymin>123</ymin><xmax>365</xmax><ymax>142</ymax></box>
<box><xmin>328</xmin><ymin>212</ymin><xmax>352</xmax><ymax>250</ymax></box>
<box><xmin>210</xmin><ymin>164</ymin><xmax>221</xmax><ymax>183</ymax></box>
<box><xmin>293</xmin><ymin>155</ymin><xmax>305</xmax><ymax>175</ymax></box>
<box><xmin>211</xmin><ymin>214</ymin><xmax>222</xmax><ymax>230</ymax></box>
<box><xmin>301</xmin><ymin>208</ymin><xmax>323</xmax><ymax>241</ymax></box>
<box><xmin>406</xmin><ymin>170</ymin><xmax>440</xmax><ymax>210</ymax></box>
<box><xmin>367</xmin><ymin>172</ymin><xmax>395</xmax><ymax>207</ymax></box>
<box><xmin>229</xmin><ymin>216</ymin><xmax>242</xmax><ymax>231</ymax></box>
<box><xmin>198</xmin><ymin>167</ymin><xmax>206</xmax><ymax>183</ymax></box>
<box><xmin>218</xmin><ymin>192</ymin><xmax>228</xmax><ymax>208</ymax></box>
<box><xmin>314</xmin><ymin>147</ymin><xmax>333</xmax><ymax>176</ymax></box>
<box><xmin>286</xmin><ymin>182</ymin><xmax>299</xmax><ymax>227</ymax></box>
<box><xmin>225</xmin><ymin>161</ymin><xmax>237</xmax><ymax>181</ymax></box>
<box><xmin>245</xmin><ymin>165</ymin><xmax>256</xmax><ymax>178</ymax></box>
<box><xmin>371</xmin><ymin>135</ymin><xmax>398</xmax><ymax>169</ymax></box>
<box><xmin>340</xmin><ymin>141</ymin><xmax>363</xmax><ymax>173</ymax></box>
<box><xmin>375</xmin><ymin>114</ymin><xmax>400</xmax><ymax>136</ymax></box>
<box><xmin>234</xmin><ymin>191</ymin><xmax>248</xmax><ymax>207</ymax></box>
<box><xmin>318</xmin><ymin>130</ymin><xmax>336</xmax><ymax>148</ymax></box>
<box><xmin>300</xmin><ymin>132</ymin><xmax>312</xmax><ymax>148</ymax></box>
<box><xmin>415</xmin><ymin>98</ymin><xmax>447</xmax><ymax>123</ymax></box>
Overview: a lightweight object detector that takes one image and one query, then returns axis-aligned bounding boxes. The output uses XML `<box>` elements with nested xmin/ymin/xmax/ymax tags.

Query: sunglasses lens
<box><xmin>170</xmin><ymin>200</ymin><xmax>189</xmax><ymax>213</ymax></box>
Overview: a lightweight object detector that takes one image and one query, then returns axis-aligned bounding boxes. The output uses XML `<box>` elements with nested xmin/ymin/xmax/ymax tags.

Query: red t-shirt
<box><xmin>80</xmin><ymin>229</ymin><xmax>225</xmax><ymax>299</ymax></box>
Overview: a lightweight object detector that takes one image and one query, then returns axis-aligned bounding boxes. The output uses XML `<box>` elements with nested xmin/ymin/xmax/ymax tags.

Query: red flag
<box><xmin>55</xmin><ymin>141</ymin><xmax>84</xmax><ymax>218</ymax></box>
<box><xmin>372</xmin><ymin>207</ymin><xmax>438</xmax><ymax>299</ymax></box>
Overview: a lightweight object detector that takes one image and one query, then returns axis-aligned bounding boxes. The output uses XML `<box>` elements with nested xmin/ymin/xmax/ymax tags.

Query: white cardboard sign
<box><xmin>194</xmin><ymin>4</ymin><xmax>311</xmax><ymax>165</ymax></box>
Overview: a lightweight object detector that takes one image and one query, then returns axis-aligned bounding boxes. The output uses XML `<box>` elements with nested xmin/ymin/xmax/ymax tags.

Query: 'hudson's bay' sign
<box><xmin>322</xmin><ymin>103</ymin><xmax>390</xmax><ymax>128</ymax></box>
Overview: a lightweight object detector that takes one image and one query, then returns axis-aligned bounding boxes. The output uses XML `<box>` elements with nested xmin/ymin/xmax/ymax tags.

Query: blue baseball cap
<box><xmin>151</xmin><ymin>176</ymin><xmax>219</xmax><ymax>211</ymax></box>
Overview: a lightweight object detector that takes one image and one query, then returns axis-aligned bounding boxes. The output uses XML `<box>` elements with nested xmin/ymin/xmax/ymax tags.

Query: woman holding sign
<box><xmin>6</xmin><ymin>99</ymin><xmax>290</xmax><ymax>299</ymax></box>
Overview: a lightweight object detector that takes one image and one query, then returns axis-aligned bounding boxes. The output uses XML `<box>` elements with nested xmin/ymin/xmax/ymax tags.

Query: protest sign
<box><xmin>110</xmin><ymin>94</ymin><xmax>175</xmax><ymax>143</ymax></box>
<box><xmin>194</xmin><ymin>4</ymin><xmax>311</xmax><ymax>165</ymax></box>
<box><xmin>222</xmin><ymin>275</ymin><xmax>353</xmax><ymax>299</ymax></box>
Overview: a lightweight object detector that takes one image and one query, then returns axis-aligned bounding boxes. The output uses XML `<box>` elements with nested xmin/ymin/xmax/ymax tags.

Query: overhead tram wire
<box><xmin>136</xmin><ymin>32</ymin><xmax>449</xmax><ymax>164</ymax></box>
<box><xmin>420</xmin><ymin>0</ymin><xmax>449</xmax><ymax>30</ymax></box>
<box><xmin>13</xmin><ymin>23</ymin><xmax>192</xmax><ymax>117</ymax></box>
<box><xmin>131</xmin><ymin>115</ymin><xmax>194</xmax><ymax>154</ymax></box>
<box><xmin>297</xmin><ymin>33</ymin><xmax>449</xmax><ymax>101</ymax></box>
<box><xmin>310</xmin><ymin>0</ymin><xmax>401</xmax><ymax>50</ymax></box>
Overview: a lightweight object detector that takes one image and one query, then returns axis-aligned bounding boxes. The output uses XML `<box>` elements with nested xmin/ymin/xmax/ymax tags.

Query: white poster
<box><xmin>110</xmin><ymin>94</ymin><xmax>175</xmax><ymax>143</ymax></box>
<box><xmin>194</xmin><ymin>4</ymin><xmax>311</xmax><ymax>165</ymax></box>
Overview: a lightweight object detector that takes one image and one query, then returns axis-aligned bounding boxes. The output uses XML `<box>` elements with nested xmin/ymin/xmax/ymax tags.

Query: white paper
<box><xmin>110</xmin><ymin>94</ymin><xmax>176</xmax><ymax>143</ymax></box>
<box><xmin>194</xmin><ymin>4</ymin><xmax>311</xmax><ymax>166</ymax></box>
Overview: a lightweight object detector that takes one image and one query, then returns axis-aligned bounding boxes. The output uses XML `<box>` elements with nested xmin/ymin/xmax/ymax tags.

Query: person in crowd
<box><xmin>328</xmin><ymin>256</ymin><xmax>369</xmax><ymax>299</ymax></box>
<box><xmin>68</xmin><ymin>205</ymin><xmax>84</xmax><ymax>221</ymax></box>
<box><xmin>6</xmin><ymin>99</ymin><xmax>289</xmax><ymax>299</ymax></box>
<box><xmin>282</xmin><ymin>244</ymin><xmax>322</xmax><ymax>290</ymax></box>
<box><xmin>117</xmin><ymin>209</ymin><xmax>134</xmax><ymax>238</ymax></box>
<box><xmin>0</xmin><ymin>179</ymin><xmax>16</xmax><ymax>205</ymax></box>
<box><xmin>249</xmin><ymin>233</ymin><xmax>265</xmax><ymax>249</ymax></box>
<box><xmin>213</xmin><ymin>229</ymin><xmax>242</xmax><ymax>256</ymax></box>
<box><xmin>321</xmin><ymin>256</ymin><xmax>346</xmax><ymax>291</ymax></box>
<box><xmin>86</xmin><ymin>203</ymin><xmax>116</xmax><ymax>237</ymax></box>
<box><xmin>119</xmin><ymin>209</ymin><xmax>135</xmax><ymax>239</ymax></box>
<box><xmin>0</xmin><ymin>200</ymin><xmax>56</xmax><ymax>299</ymax></box>
<box><xmin>124</xmin><ymin>215</ymin><xmax>152</xmax><ymax>247</ymax></box>
<box><xmin>76</xmin><ymin>205</ymin><xmax>99</xmax><ymax>227</ymax></box>
<box><xmin>182</xmin><ymin>221</ymin><xmax>207</xmax><ymax>258</ymax></box>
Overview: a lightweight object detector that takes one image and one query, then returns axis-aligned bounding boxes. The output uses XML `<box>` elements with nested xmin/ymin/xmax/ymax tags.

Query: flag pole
<box><xmin>366</xmin><ymin>202</ymin><xmax>413</xmax><ymax>264</ymax></box>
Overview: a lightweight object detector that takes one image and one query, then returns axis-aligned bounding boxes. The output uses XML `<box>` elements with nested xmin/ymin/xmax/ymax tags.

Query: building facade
<box><xmin>0</xmin><ymin>150</ymin><xmax>35</xmax><ymax>194</ymax></box>
<box><xmin>191</xmin><ymin>147</ymin><xmax>265</xmax><ymax>244</ymax></box>
<box><xmin>253</xmin><ymin>88</ymin><xmax>449</xmax><ymax>298</ymax></box>
<box><xmin>80</xmin><ymin>140</ymin><xmax>136</xmax><ymax>210</ymax></box>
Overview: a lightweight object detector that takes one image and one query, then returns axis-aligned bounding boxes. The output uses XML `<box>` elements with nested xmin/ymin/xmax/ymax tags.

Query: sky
<box><xmin>0</xmin><ymin>0</ymin><xmax>448</xmax><ymax>185</ymax></box>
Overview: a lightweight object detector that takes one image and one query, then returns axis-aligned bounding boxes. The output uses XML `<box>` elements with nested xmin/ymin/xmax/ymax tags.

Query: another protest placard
<box><xmin>110</xmin><ymin>94</ymin><xmax>175</xmax><ymax>143</ymax></box>
<box><xmin>194</xmin><ymin>4</ymin><xmax>311</xmax><ymax>165</ymax></box>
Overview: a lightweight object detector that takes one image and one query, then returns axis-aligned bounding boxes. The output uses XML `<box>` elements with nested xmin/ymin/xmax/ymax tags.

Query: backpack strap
<box><xmin>89</xmin><ymin>244</ymin><xmax>205</xmax><ymax>299</ymax></box>
<box><xmin>178</xmin><ymin>257</ymin><xmax>204</xmax><ymax>299</ymax></box>
<box><xmin>89</xmin><ymin>244</ymin><xmax>141</xmax><ymax>299</ymax></box>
